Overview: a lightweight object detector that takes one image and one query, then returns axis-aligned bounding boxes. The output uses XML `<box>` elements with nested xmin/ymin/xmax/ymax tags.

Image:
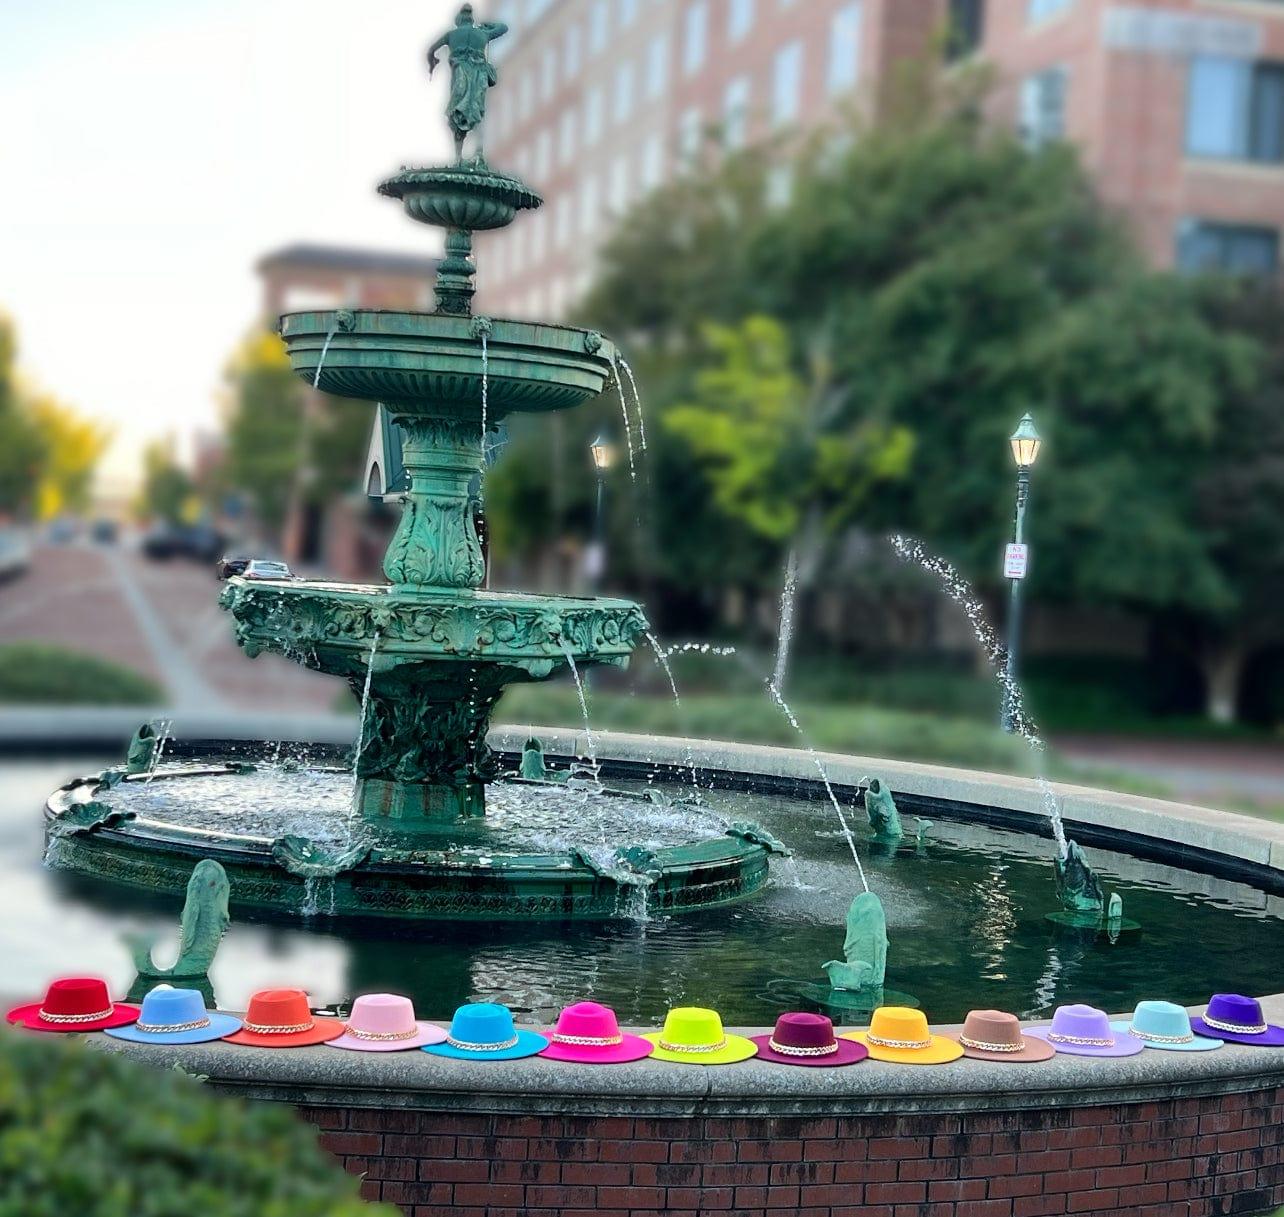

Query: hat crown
<box><xmin>1206</xmin><ymin>993</ymin><xmax>1264</xmax><ymax>1031</ymax></box>
<box><xmin>1049</xmin><ymin>1003</ymin><xmax>1112</xmax><ymax>1041</ymax></box>
<box><xmin>555</xmin><ymin>1001</ymin><xmax>620</xmax><ymax>1040</ymax></box>
<box><xmin>449</xmin><ymin>1002</ymin><xmax>517</xmax><ymax>1047</ymax></box>
<box><xmin>868</xmin><ymin>1006</ymin><xmax>930</xmax><ymax>1044</ymax></box>
<box><xmin>42</xmin><ymin>977</ymin><xmax>112</xmax><ymax>1017</ymax></box>
<box><xmin>139</xmin><ymin>986</ymin><xmax>207</xmax><ymax>1027</ymax></box>
<box><xmin>1131</xmin><ymin>1000</ymin><xmax>1191</xmax><ymax>1039</ymax></box>
<box><xmin>961</xmin><ymin>1009</ymin><xmax>1024</xmax><ymax>1048</ymax></box>
<box><xmin>772</xmin><ymin>1011</ymin><xmax>836</xmax><ymax>1050</ymax></box>
<box><xmin>245</xmin><ymin>988</ymin><xmax>312</xmax><ymax>1028</ymax></box>
<box><xmin>349</xmin><ymin>993</ymin><xmax>417</xmax><ymax>1036</ymax></box>
<box><xmin>661</xmin><ymin>1006</ymin><xmax>724</xmax><ymax>1047</ymax></box>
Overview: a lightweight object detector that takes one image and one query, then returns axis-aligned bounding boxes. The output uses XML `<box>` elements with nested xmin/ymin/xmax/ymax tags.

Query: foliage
<box><xmin>138</xmin><ymin>441</ymin><xmax>194</xmax><ymax>525</ymax></box>
<box><xmin>0</xmin><ymin>1028</ymin><xmax>392</xmax><ymax>1217</ymax></box>
<box><xmin>0</xmin><ymin>643</ymin><xmax>163</xmax><ymax>705</ymax></box>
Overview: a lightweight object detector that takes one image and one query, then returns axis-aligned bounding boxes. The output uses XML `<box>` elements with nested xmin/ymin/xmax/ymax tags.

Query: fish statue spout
<box><xmin>822</xmin><ymin>890</ymin><xmax>889</xmax><ymax>991</ymax></box>
<box><xmin>519</xmin><ymin>736</ymin><xmax>548</xmax><ymax>780</ymax></box>
<box><xmin>864</xmin><ymin>779</ymin><xmax>903</xmax><ymax>839</ymax></box>
<box><xmin>124</xmin><ymin>859</ymin><xmax>230</xmax><ymax>980</ymax></box>
<box><xmin>1054</xmin><ymin>839</ymin><xmax>1105</xmax><ymax>915</ymax></box>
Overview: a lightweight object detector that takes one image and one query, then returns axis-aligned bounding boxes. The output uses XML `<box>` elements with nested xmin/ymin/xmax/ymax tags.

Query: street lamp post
<box><xmin>1002</xmin><ymin>413</ymin><xmax>1042</xmax><ymax>734</ymax></box>
<box><xmin>587</xmin><ymin>433</ymin><xmax>615</xmax><ymax>592</ymax></box>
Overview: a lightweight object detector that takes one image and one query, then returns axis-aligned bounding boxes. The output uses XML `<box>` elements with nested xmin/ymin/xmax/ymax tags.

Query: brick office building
<box><xmin>476</xmin><ymin>0</ymin><xmax>1284</xmax><ymax>317</ymax></box>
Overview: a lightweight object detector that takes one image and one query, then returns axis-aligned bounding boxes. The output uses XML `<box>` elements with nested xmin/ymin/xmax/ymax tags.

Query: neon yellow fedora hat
<box><xmin>844</xmin><ymin>1006</ymin><xmax>964</xmax><ymax>1065</ymax></box>
<box><xmin>642</xmin><ymin>1006</ymin><xmax>758</xmax><ymax>1065</ymax></box>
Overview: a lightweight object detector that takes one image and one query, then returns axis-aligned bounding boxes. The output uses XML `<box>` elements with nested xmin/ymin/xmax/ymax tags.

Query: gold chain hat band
<box><xmin>38</xmin><ymin>1006</ymin><xmax>115</xmax><ymax>1024</ymax></box>
<box><xmin>1203</xmin><ymin>1015</ymin><xmax>1268</xmax><ymax>1036</ymax></box>
<box><xmin>959</xmin><ymin>1034</ymin><xmax>1024</xmax><ymax>1053</ymax></box>
<box><xmin>1129</xmin><ymin>1025</ymin><xmax>1194</xmax><ymax>1045</ymax></box>
<box><xmin>867</xmin><ymin>1033</ymin><xmax>933</xmax><ymax>1051</ymax></box>
<box><xmin>135</xmin><ymin>1017</ymin><xmax>212</xmax><ymax>1035</ymax></box>
<box><xmin>767</xmin><ymin>1038</ymin><xmax>839</xmax><ymax>1057</ymax></box>
<box><xmin>1048</xmin><ymin>1032</ymin><xmax>1114</xmax><ymax>1047</ymax></box>
<box><xmin>243</xmin><ymin>1019</ymin><xmax>316</xmax><ymax>1035</ymax></box>
<box><xmin>446</xmin><ymin>1034</ymin><xmax>519</xmax><ymax>1052</ymax></box>
<box><xmin>346</xmin><ymin>1024</ymin><xmax>420</xmax><ymax>1042</ymax></box>
<box><xmin>658</xmin><ymin>1037</ymin><xmax>728</xmax><ymax>1054</ymax></box>
<box><xmin>552</xmin><ymin>1032</ymin><xmax>624</xmax><ymax>1047</ymax></box>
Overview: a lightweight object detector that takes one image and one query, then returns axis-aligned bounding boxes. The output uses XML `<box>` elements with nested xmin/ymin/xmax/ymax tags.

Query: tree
<box><xmin>139</xmin><ymin>439</ymin><xmax>193</xmax><ymax>524</ymax></box>
<box><xmin>0</xmin><ymin>316</ymin><xmax>51</xmax><ymax>517</ymax></box>
<box><xmin>29</xmin><ymin>394</ymin><xmax>112</xmax><ymax>520</ymax></box>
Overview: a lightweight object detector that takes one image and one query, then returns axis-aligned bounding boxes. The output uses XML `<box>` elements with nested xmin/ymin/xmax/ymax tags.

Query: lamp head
<box><xmin>590</xmin><ymin>434</ymin><xmax>615</xmax><ymax>472</ymax></box>
<box><xmin>1010</xmin><ymin>413</ymin><xmax>1042</xmax><ymax>468</ymax></box>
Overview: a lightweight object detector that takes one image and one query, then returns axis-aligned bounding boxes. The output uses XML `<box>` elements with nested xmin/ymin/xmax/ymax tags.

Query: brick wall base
<box><xmin>306</xmin><ymin>1086</ymin><xmax>1284</xmax><ymax>1217</ymax></box>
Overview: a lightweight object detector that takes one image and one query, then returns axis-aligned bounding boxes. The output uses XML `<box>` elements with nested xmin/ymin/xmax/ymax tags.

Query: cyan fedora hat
<box><xmin>106</xmin><ymin>985</ymin><xmax>242</xmax><ymax>1045</ymax></box>
<box><xmin>1190</xmin><ymin>994</ymin><xmax>1284</xmax><ymax>1047</ymax></box>
<box><xmin>422</xmin><ymin>1003</ymin><xmax>546</xmax><ymax>1061</ymax></box>
<box><xmin>1110</xmin><ymin>1001</ymin><xmax>1221</xmax><ymax>1053</ymax></box>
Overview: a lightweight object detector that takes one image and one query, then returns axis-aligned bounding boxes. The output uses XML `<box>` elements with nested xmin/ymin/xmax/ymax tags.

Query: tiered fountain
<box><xmin>44</xmin><ymin>6</ymin><xmax>786</xmax><ymax>920</ymax></box>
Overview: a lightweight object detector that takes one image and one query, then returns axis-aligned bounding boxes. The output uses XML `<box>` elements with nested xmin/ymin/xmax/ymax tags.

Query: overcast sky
<box><xmin>0</xmin><ymin>0</ymin><xmax>454</xmax><ymax>490</ymax></box>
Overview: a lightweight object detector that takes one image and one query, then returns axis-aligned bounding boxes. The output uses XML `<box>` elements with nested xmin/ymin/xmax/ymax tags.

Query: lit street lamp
<box><xmin>586</xmin><ymin>433</ymin><xmax>615</xmax><ymax>591</ymax></box>
<box><xmin>1002</xmin><ymin>413</ymin><xmax>1042</xmax><ymax>733</ymax></box>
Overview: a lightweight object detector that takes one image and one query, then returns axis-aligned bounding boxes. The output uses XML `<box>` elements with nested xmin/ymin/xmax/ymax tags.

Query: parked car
<box><xmin>240</xmin><ymin>559</ymin><xmax>295</xmax><ymax>582</ymax></box>
<box><xmin>90</xmin><ymin>518</ymin><xmax>118</xmax><ymax>545</ymax></box>
<box><xmin>142</xmin><ymin>523</ymin><xmax>224</xmax><ymax>563</ymax></box>
<box><xmin>216</xmin><ymin>556</ymin><xmax>251</xmax><ymax>580</ymax></box>
<box><xmin>0</xmin><ymin>527</ymin><xmax>31</xmax><ymax>580</ymax></box>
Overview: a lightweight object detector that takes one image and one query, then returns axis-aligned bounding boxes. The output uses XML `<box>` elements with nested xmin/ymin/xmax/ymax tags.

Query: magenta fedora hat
<box><xmin>1025</xmin><ymin>1004</ymin><xmax>1144</xmax><ymax>1058</ymax></box>
<box><xmin>1190</xmin><ymin>994</ymin><xmax>1284</xmax><ymax>1047</ymax></box>
<box><xmin>751</xmin><ymin>1012</ymin><xmax>868</xmax><ymax>1067</ymax></box>
<box><xmin>539</xmin><ymin>1001</ymin><xmax>654</xmax><ymax>1064</ymax></box>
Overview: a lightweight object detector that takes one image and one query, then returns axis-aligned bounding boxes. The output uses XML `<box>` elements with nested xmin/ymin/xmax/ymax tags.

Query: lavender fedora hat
<box><xmin>1025</xmin><ymin>1004</ymin><xmax>1144</xmax><ymax>1058</ymax></box>
<box><xmin>1190</xmin><ymin>994</ymin><xmax>1284</xmax><ymax>1047</ymax></box>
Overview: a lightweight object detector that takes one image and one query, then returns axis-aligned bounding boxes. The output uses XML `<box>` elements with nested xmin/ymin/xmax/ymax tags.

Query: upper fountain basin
<box><xmin>279</xmin><ymin>310</ymin><xmax>617</xmax><ymax>417</ymax></box>
<box><xmin>378</xmin><ymin>163</ymin><xmax>542</xmax><ymax>230</ymax></box>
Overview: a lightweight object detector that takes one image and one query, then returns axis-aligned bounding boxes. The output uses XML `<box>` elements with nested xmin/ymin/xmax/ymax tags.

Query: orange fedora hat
<box><xmin>222</xmin><ymin>988</ymin><xmax>344</xmax><ymax>1048</ymax></box>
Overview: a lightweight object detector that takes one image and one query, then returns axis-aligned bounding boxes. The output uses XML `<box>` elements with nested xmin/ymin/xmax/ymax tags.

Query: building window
<box><xmin>729</xmin><ymin>0</ymin><xmax>755</xmax><ymax>43</ymax></box>
<box><xmin>684</xmin><ymin>2</ymin><xmax>708</xmax><ymax>76</ymax></box>
<box><xmin>646</xmin><ymin>35</ymin><xmax>669</xmax><ymax>100</ymax></box>
<box><xmin>559</xmin><ymin>108</ymin><xmax>577</xmax><ymax>164</ymax></box>
<box><xmin>641</xmin><ymin>132</ymin><xmax>664</xmax><ymax>190</ymax></box>
<box><xmin>767</xmin><ymin>163</ymin><xmax>794</xmax><ymax>208</ymax></box>
<box><xmin>534</xmin><ymin>128</ymin><xmax>552</xmax><ymax>180</ymax></box>
<box><xmin>610</xmin><ymin>156</ymin><xmax>630</xmax><ymax>211</ymax></box>
<box><xmin>619</xmin><ymin>0</ymin><xmax>639</xmax><ymax>28</ymax></box>
<box><xmin>1028</xmin><ymin>0</ymin><xmax>1071</xmax><ymax>21</ymax></box>
<box><xmin>772</xmin><ymin>40</ymin><xmax>803</xmax><ymax>126</ymax></box>
<box><xmin>1177</xmin><ymin>220</ymin><xmax>1279</xmax><ymax>274</ymax></box>
<box><xmin>1020</xmin><ymin>66</ymin><xmax>1068</xmax><ymax>149</ymax></box>
<box><xmin>579</xmin><ymin>174</ymin><xmax>600</xmax><ymax>233</ymax></box>
<box><xmin>724</xmin><ymin>76</ymin><xmax>751</xmax><ymax>149</ymax></box>
<box><xmin>589</xmin><ymin>3</ymin><xmax>609</xmax><ymax>54</ymax></box>
<box><xmin>584</xmin><ymin>87</ymin><xmax>603</xmax><ymax>145</ymax></box>
<box><xmin>829</xmin><ymin>3</ymin><xmax>862</xmax><ymax>96</ymax></box>
<box><xmin>541</xmin><ymin>45</ymin><xmax>557</xmax><ymax>102</ymax></box>
<box><xmin>1187</xmin><ymin>57</ymin><xmax>1284</xmax><ymax>164</ymax></box>
<box><xmin>947</xmin><ymin>0</ymin><xmax>985</xmax><ymax>61</ymax></box>
<box><xmin>614</xmin><ymin>60</ymin><xmax>635</xmax><ymax>124</ymax></box>
<box><xmin>678</xmin><ymin>107</ymin><xmax>703</xmax><ymax>160</ymax></box>
<box><xmin>564</xmin><ymin>24</ymin><xmax>581</xmax><ymax>80</ymax></box>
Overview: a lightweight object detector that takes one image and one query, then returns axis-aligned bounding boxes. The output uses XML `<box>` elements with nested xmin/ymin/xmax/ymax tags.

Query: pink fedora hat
<box><xmin>1026</xmin><ymin>1003</ymin><xmax>1144</xmax><ymax>1058</ymax></box>
<box><xmin>751</xmin><ymin>1012</ymin><xmax>868</xmax><ymax>1067</ymax></box>
<box><xmin>539</xmin><ymin>1001</ymin><xmax>654</xmax><ymax>1064</ymax></box>
<box><xmin>325</xmin><ymin>993</ymin><xmax>447</xmax><ymax>1052</ymax></box>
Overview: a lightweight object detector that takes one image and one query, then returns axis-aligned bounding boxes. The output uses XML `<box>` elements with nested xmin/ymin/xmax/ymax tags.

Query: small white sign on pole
<box><xmin>1004</xmin><ymin>543</ymin><xmax>1029</xmax><ymax>580</ymax></box>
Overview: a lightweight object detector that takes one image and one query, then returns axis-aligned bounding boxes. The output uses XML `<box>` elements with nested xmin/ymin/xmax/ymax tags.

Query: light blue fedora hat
<box><xmin>105</xmin><ymin>985</ymin><xmax>242</xmax><ymax>1045</ymax></box>
<box><xmin>1110</xmin><ymin>1000</ymin><xmax>1222</xmax><ymax>1052</ymax></box>
<box><xmin>421</xmin><ymin>1002</ymin><xmax>546</xmax><ymax>1061</ymax></box>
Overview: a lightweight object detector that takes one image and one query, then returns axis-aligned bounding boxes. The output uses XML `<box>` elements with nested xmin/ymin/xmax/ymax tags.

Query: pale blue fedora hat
<box><xmin>421</xmin><ymin>1002</ymin><xmax>546</xmax><ymax>1061</ymax></box>
<box><xmin>1111</xmin><ymin>1000</ymin><xmax>1221</xmax><ymax>1052</ymax></box>
<box><xmin>105</xmin><ymin>985</ymin><xmax>242</xmax><ymax>1045</ymax></box>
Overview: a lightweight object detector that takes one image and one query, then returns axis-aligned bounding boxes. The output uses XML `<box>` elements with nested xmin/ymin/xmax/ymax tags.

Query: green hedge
<box><xmin>0</xmin><ymin>644</ymin><xmax>163</xmax><ymax>705</ymax></box>
<box><xmin>0</xmin><ymin>1028</ymin><xmax>393</xmax><ymax>1217</ymax></box>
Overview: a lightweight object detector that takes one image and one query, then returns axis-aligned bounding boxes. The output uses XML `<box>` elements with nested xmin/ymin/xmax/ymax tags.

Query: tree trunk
<box><xmin>1202</xmin><ymin>642</ymin><xmax>1247</xmax><ymax>725</ymax></box>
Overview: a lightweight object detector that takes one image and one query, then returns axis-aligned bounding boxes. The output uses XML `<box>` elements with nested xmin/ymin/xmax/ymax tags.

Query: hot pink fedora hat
<box><xmin>325</xmin><ymin>993</ymin><xmax>448</xmax><ymax>1052</ymax></box>
<box><xmin>751</xmin><ymin>1012</ymin><xmax>868</xmax><ymax>1067</ymax></box>
<box><xmin>539</xmin><ymin>1001</ymin><xmax>654</xmax><ymax>1064</ymax></box>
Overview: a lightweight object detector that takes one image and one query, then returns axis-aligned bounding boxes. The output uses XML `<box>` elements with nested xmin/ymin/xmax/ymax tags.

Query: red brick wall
<box><xmin>305</xmin><ymin>1086</ymin><xmax>1284</xmax><ymax>1217</ymax></box>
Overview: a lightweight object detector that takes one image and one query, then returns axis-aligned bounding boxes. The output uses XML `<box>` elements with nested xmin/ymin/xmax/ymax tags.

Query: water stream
<box><xmin>613</xmin><ymin>379</ymin><xmax>637</xmax><ymax>481</ymax></box>
<box><xmin>616</xmin><ymin>354</ymin><xmax>648</xmax><ymax>453</ymax></box>
<box><xmin>347</xmin><ymin>630</ymin><xmax>382</xmax><ymax>836</ymax></box>
<box><xmin>644</xmin><ymin>632</ymin><xmax>700</xmax><ymax>789</ymax></box>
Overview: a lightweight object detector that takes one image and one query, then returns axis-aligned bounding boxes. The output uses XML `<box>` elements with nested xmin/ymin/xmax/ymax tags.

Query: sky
<box><xmin>0</xmin><ymin>0</ymin><xmax>455</xmax><ymax>491</ymax></box>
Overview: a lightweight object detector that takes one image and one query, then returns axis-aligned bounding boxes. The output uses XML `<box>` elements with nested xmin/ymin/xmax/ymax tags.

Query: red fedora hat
<box><xmin>7</xmin><ymin>977</ymin><xmax>139</xmax><ymax>1033</ymax></box>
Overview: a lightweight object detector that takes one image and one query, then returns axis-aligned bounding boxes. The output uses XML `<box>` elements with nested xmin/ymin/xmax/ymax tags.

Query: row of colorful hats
<box><xmin>8</xmin><ymin>978</ymin><xmax>1284</xmax><ymax>1065</ymax></box>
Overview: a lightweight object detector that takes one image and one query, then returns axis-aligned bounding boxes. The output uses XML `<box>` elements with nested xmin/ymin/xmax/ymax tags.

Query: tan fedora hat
<box><xmin>956</xmin><ymin>1009</ymin><xmax>1055</xmax><ymax>1063</ymax></box>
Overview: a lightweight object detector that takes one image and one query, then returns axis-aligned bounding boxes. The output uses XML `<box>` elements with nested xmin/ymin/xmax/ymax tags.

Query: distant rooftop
<box><xmin>257</xmin><ymin>244</ymin><xmax>438</xmax><ymax>278</ymax></box>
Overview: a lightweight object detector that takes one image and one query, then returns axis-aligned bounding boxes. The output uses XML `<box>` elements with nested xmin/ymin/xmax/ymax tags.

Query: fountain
<box><xmin>43</xmin><ymin>7</ymin><xmax>787</xmax><ymax>920</ymax></box>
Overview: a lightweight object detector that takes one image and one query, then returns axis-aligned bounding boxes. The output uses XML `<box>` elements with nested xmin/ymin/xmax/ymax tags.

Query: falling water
<box><xmin>348</xmin><ymin>630</ymin><xmax>382</xmax><ymax>831</ymax></box>
<box><xmin>644</xmin><ymin>632</ymin><xmax>700</xmax><ymax>788</ymax></box>
<box><xmin>615</xmin><ymin>354</ymin><xmax>648</xmax><ymax>453</ymax></box>
<box><xmin>654</xmin><ymin>641</ymin><xmax>737</xmax><ymax>658</ymax></box>
<box><xmin>889</xmin><ymin>534</ymin><xmax>1068</xmax><ymax>858</ymax></box>
<box><xmin>613</xmin><ymin>380</ymin><xmax>637</xmax><ymax>481</ymax></box>
<box><xmin>479</xmin><ymin>330</ymin><xmax>489</xmax><ymax>473</ymax></box>
<box><xmin>144</xmin><ymin>719</ymin><xmax>173</xmax><ymax>784</ymax></box>
<box><xmin>558</xmin><ymin>640</ymin><xmax>599</xmax><ymax>780</ymax></box>
<box><xmin>313</xmin><ymin>322</ymin><xmax>339</xmax><ymax>390</ymax></box>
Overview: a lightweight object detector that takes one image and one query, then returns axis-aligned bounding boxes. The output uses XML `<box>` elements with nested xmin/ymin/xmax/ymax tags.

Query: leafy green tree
<box><xmin>139</xmin><ymin>440</ymin><xmax>193</xmax><ymax>525</ymax></box>
<box><xmin>30</xmin><ymin>394</ymin><xmax>112</xmax><ymax>520</ymax></box>
<box><xmin>0</xmin><ymin>316</ymin><xmax>53</xmax><ymax>518</ymax></box>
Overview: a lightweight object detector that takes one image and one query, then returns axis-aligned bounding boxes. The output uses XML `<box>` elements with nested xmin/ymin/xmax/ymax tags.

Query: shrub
<box><xmin>0</xmin><ymin>643</ymin><xmax>163</xmax><ymax>705</ymax></box>
<box><xmin>0</xmin><ymin>1028</ymin><xmax>393</xmax><ymax>1217</ymax></box>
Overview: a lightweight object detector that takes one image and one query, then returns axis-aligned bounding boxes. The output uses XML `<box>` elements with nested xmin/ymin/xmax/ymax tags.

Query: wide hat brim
<box><xmin>1109</xmin><ymin>1021</ymin><xmax>1221</xmax><ymax>1052</ymax></box>
<box><xmin>223</xmin><ymin>1016</ymin><xmax>346</xmax><ymax>1048</ymax></box>
<box><xmin>959</xmin><ymin>1034</ymin><xmax>1056</xmax><ymax>1063</ymax></box>
<box><xmin>422</xmin><ymin>1029</ymin><xmax>548</xmax><ymax>1061</ymax></box>
<box><xmin>843</xmin><ymin>1031</ymin><xmax>964</xmax><ymax>1065</ymax></box>
<box><xmin>750</xmin><ymin>1034</ymin><xmax>868</xmax><ymax>1067</ymax></box>
<box><xmin>1024</xmin><ymin>1027</ymin><xmax>1144</xmax><ymax>1057</ymax></box>
<box><xmin>325</xmin><ymin>1021</ymin><xmax>448</xmax><ymax>1052</ymax></box>
<box><xmin>1188</xmin><ymin>1017</ymin><xmax>1284</xmax><ymax>1047</ymax></box>
<box><xmin>6</xmin><ymin>1002</ymin><xmax>140</xmax><ymax>1033</ymax></box>
<box><xmin>540</xmin><ymin>1031</ymin><xmax>655</xmax><ymax>1064</ymax></box>
<box><xmin>641</xmin><ymin>1031</ymin><xmax>759</xmax><ymax>1065</ymax></box>
<box><xmin>105</xmin><ymin>1012</ymin><xmax>243</xmax><ymax>1045</ymax></box>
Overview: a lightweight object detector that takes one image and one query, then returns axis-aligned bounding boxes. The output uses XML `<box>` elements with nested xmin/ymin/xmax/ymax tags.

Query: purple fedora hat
<box><xmin>1025</xmin><ymin>1004</ymin><xmax>1144</xmax><ymax>1058</ymax></box>
<box><xmin>1190</xmin><ymin>994</ymin><xmax>1284</xmax><ymax>1047</ymax></box>
<box><xmin>751</xmin><ymin>1012</ymin><xmax>868</xmax><ymax>1067</ymax></box>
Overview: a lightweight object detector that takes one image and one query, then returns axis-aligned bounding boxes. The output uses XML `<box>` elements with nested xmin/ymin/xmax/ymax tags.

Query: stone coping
<box><xmin>91</xmin><ymin>995</ymin><xmax>1284</xmax><ymax>1117</ymax></box>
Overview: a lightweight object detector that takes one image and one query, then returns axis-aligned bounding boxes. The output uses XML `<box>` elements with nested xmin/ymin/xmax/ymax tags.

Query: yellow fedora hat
<box><xmin>844</xmin><ymin>1006</ymin><xmax>964</xmax><ymax>1065</ymax></box>
<box><xmin>642</xmin><ymin>1006</ymin><xmax>758</xmax><ymax>1065</ymax></box>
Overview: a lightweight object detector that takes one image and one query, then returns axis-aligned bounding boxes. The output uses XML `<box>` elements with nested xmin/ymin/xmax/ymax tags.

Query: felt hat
<box><xmin>539</xmin><ymin>1001</ymin><xmax>654</xmax><ymax>1064</ymax></box>
<box><xmin>222</xmin><ymin>988</ymin><xmax>345</xmax><ymax>1048</ymax></box>
<box><xmin>956</xmin><ymin>1009</ymin><xmax>1055</xmax><ymax>1063</ymax></box>
<box><xmin>105</xmin><ymin>985</ymin><xmax>241</xmax><ymax>1045</ymax></box>
<box><xmin>421</xmin><ymin>1003</ymin><xmax>546</xmax><ymax>1061</ymax></box>
<box><xmin>1190</xmin><ymin>994</ymin><xmax>1284</xmax><ymax>1047</ymax></box>
<box><xmin>751</xmin><ymin>1012</ymin><xmax>868</xmax><ymax>1067</ymax></box>
<box><xmin>1025</xmin><ymin>1004</ymin><xmax>1144</xmax><ymax>1057</ymax></box>
<box><xmin>843</xmin><ymin>1006</ymin><xmax>963</xmax><ymax>1064</ymax></box>
<box><xmin>325</xmin><ymin>994</ymin><xmax>447</xmax><ymax>1052</ymax></box>
<box><xmin>6</xmin><ymin>977</ymin><xmax>139</xmax><ymax>1033</ymax></box>
<box><xmin>1110</xmin><ymin>1001</ymin><xmax>1222</xmax><ymax>1053</ymax></box>
<box><xmin>642</xmin><ymin>1007</ymin><xmax>758</xmax><ymax>1065</ymax></box>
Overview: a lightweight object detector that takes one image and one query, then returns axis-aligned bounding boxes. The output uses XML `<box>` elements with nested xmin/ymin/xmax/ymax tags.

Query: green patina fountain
<box><xmin>44</xmin><ymin>8</ymin><xmax>786</xmax><ymax>921</ymax></box>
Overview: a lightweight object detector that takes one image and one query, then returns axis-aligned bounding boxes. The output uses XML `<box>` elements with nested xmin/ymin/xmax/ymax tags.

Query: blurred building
<box><xmin>478</xmin><ymin>0</ymin><xmax>1284</xmax><ymax>316</ymax></box>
